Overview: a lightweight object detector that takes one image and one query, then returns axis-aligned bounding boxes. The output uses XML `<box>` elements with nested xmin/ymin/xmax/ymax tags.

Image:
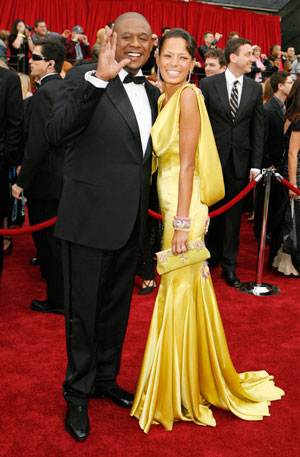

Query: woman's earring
<box><xmin>187</xmin><ymin>70</ymin><xmax>192</xmax><ymax>83</ymax></box>
<box><xmin>157</xmin><ymin>66</ymin><xmax>161</xmax><ymax>82</ymax></box>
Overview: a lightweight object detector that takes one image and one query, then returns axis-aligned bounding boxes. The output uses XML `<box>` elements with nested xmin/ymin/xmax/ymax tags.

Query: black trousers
<box><xmin>254</xmin><ymin>178</ymin><xmax>289</xmax><ymax>267</ymax></box>
<box><xmin>0</xmin><ymin>167</ymin><xmax>9</xmax><ymax>279</ymax></box>
<box><xmin>0</xmin><ymin>214</ymin><xmax>4</xmax><ymax>279</ymax></box>
<box><xmin>61</xmin><ymin>218</ymin><xmax>140</xmax><ymax>406</ymax></box>
<box><xmin>27</xmin><ymin>198</ymin><xmax>64</xmax><ymax>307</ymax></box>
<box><xmin>206</xmin><ymin>158</ymin><xmax>246</xmax><ymax>273</ymax></box>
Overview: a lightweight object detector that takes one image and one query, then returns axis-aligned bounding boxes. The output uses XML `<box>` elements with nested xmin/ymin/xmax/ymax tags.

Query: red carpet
<box><xmin>0</xmin><ymin>216</ymin><xmax>299</xmax><ymax>457</ymax></box>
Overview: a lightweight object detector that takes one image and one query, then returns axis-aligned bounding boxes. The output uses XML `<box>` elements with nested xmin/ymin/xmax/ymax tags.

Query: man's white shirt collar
<box><xmin>225</xmin><ymin>68</ymin><xmax>244</xmax><ymax>88</ymax></box>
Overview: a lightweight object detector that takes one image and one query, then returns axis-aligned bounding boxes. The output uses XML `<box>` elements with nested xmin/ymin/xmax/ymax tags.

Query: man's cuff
<box><xmin>85</xmin><ymin>71</ymin><xmax>109</xmax><ymax>88</ymax></box>
<box><xmin>250</xmin><ymin>168</ymin><xmax>260</xmax><ymax>174</ymax></box>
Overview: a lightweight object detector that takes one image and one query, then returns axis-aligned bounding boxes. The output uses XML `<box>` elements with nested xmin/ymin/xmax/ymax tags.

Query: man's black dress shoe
<box><xmin>93</xmin><ymin>384</ymin><xmax>134</xmax><ymax>408</ymax></box>
<box><xmin>221</xmin><ymin>271</ymin><xmax>241</xmax><ymax>288</ymax></box>
<box><xmin>30</xmin><ymin>299</ymin><xmax>64</xmax><ymax>315</ymax></box>
<box><xmin>29</xmin><ymin>257</ymin><xmax>40</xmax><ymax>266</ymax></box>
<box><xmin>64</xmin><ymin>405</ymin><xmax>90</xmax><ymax>441</ymax></box>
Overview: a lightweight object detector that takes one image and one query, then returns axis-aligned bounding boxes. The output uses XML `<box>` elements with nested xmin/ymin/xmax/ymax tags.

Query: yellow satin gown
<box><xmin>130</xmin><ymin>84</ymin><xmax>284</xmax><ymax>433</ymax></box>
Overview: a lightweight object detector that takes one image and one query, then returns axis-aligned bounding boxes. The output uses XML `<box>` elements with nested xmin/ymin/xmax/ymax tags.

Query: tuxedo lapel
<box><xmin>145</xmin><ymin>81</ymin><xmax>158</xmax><ymax>126</ymax></box>
<box><xmin>106</xmin><ymin>76</ymin><xmax>142</xmax><ymax>148</ymax></box>
<box><xmin>214</xmin><ymin>73</ymin><xmax>232</xmax><ymax>122</ymax></box>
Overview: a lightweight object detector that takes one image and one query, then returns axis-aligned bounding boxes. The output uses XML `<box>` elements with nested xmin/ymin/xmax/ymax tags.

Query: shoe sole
<box><xmin>29</xmin><ymin>305</ymin><xmax>64</xmax><ymax>315</ymax></box>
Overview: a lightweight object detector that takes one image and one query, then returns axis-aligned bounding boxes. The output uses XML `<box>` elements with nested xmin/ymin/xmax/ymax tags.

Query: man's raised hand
<box><xmin>95</xmin><ymin>26</ymin><xmax>130</xmax><ymax>81</ymax></box>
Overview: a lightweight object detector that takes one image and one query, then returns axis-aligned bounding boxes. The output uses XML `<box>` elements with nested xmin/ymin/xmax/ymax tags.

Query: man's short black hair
<box><xmin>162</xmin><ymin>26</ymin><xmax>171</xmax><ymax>35</ymax></box>
<box><xmin>227</xmin><ymin>31</ymin><xmax>239</xmax><ymax>41</ymax></box>
<box><xmin>224</xmin><ymin>37</ymin><xmax>251</xmax><ymax>64</ymax></box>
<box><xmin>270</xmin><ymin>70</ymin><xmax>290</xmax><ymax>93</ymax></box>
<box><xmin>38</xmin><ymin>39</ymin><xmax>66</xmax><ymax>73</ymax></box>
<box><xmin>203</xmin><ymin>31</ymin><xmax>214</xmax><ymax>39</ymax></box>
<box><xmin>34</xmin><ymin>19</ymin><xmax>46</xmax><ymax>28</ymax></box>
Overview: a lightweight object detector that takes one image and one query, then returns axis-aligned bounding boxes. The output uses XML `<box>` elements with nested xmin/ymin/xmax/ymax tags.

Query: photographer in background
<box><xmin>64</xmin><ymin>25</ymin><xmax>92</xmax><ymax>64</ymax></box>
<box><xmin>286</xmin><ymin>46</ymin><xmax>300</xmax><ymax>81</ymax></box>
<box><xmin>198</xmin><ymin>31</ymin><xmax>222</xmax><ymax>61</ymax></box>
<box><xmin>8</xmin><ymin>19</ymin><xmax>34</xmax><ymax>73</ymax></box>
<box><xmin>32</xmin><ymin>19</ymin><xmax>70</xmax><ymax>44</ymax></box>
<box><xmin>268</xmin><ymin>44</ymin><xmax>291</xmax><ymax>73</ymax></box>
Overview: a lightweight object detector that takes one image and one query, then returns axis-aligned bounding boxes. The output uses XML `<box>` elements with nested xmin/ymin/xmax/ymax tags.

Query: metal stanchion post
<box><xmin>239</xmin><ymin>168</ymin><xmax>280</xmax><ymax>296</ymax></box>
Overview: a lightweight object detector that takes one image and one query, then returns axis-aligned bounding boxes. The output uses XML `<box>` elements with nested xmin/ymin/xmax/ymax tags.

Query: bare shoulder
<box><xmin>180</xmin><ymin>86</ymin><xmax>198</xmax><ymax>112</ymax></box>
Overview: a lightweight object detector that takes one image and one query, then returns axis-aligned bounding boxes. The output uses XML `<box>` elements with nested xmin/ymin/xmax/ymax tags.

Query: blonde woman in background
<box><xmin>18</xmin><ymin>72</ymin><xmax>32</xmax><ymax>99</ymax></box>
<box><xmin>92</xmin><ymin>28</ymin><xmax>105</xmax><ymax>60</ymax></box>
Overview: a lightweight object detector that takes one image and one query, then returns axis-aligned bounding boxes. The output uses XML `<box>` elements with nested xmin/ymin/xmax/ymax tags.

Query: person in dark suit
<box><xmin>47</xmin><ymin>13</ymin><xmax>160</xmax><ymax>441</ymax></box>
<box><xmin>12</xmin><ymin>39</ymin><xmax>66</xmax><ymax>312</ymax></box>
<box><xmin>0</xmin><ymin>67</ymin><xmax>23</xmax><ymax>279</ymax></box>
<box><xmin>253</xmin><ymin>71</ymin><xmax>293</xmax><ymax>265</ymax></box>
<box><xmin>199</xmin><ymin>38</ymin><xmax>264</xmax><ymax>287</ymax></box>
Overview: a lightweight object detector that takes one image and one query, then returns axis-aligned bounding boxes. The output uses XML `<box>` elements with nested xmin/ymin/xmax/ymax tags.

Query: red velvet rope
<box><xmin>0</xmin><ymin>217</ymin><xmax>57</xmax><ymax>236</ymax></box>
<box><xmin>149</xmin><ymin>177</ymin><xmax>260</xmax><ymax>221</ymax></box>
<box><xmin>274</xmin><ymin>173</ymin><xmax>300</xmax><ymax>196</ymax></box>
<box><xmin>0</xmin><ymin>173</ymin><xmax>264</xmax><ymax>236</ymax></box>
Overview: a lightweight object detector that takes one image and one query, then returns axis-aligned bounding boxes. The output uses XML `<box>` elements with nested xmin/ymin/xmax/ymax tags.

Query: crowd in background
<box><xmin>0</xmin><ymin>17</ymin><xmax>300</xmax><ymax>286</ymax></box>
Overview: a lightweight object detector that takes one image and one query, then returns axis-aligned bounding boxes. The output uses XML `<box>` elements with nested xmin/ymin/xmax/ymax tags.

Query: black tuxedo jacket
<box><xmin>0</xmin><ymin>67</ymin><xmax>23</xmax><ymax>172</ymax></box>
<box><xmin>262</xmin><ymin>96</ymin><xmax>285</xmax><ymax>170</ymax></box>
<box><xmin>199</xmin><ymin>72</ymin><xmax>263</xmax><ymax>180</ymax></box>
<box><xmin>17</xmin><ymin>74</ymin><xmax>65</xmax><ymax>201</ymax></box>
<box><xmin>47</xmin><ymin>63</ymin><xmax>160</xmax><ymax>250</ymax></box>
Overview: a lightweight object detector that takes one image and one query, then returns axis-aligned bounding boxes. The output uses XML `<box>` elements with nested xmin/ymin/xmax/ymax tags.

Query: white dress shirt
<box><xmin>225</xmin><ymin>68</ymin><xmax>243</xmax><ymax>106</ymax></box>
<box><xmin>85</xmin><ymin>68</ymin><xmax>152</xmax><ymax>155</ymax></box>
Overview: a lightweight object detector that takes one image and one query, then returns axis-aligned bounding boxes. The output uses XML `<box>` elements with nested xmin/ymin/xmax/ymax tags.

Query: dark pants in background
<box><xmin>27</xmin><ymin>198</ymin><xmax>64</xmax><ymax>307</ymax></box>
<box><xmin>0</xmin><ymin>167</ymin><xmax>9</xmax><ymax>279</ymax></box>
<box><xmin>206</xmin><ymin>158</ymin><xmax>246</xmax><ymax>273</ymax></box>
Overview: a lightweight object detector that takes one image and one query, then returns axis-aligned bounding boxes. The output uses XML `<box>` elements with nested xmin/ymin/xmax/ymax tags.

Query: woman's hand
<box><xmin>289</xmin><ymin>188</ymin><xmax>298</xmax><ymax>200</ymax></box>
<box><xmin>95</xmin><ymin>26</ymin><xmax>130</xmax><ymax>81</ymax></box>
<box><xmin>172</xmin><ymin>230</ymin><xmax>189</xmax><ymax>255</ymax></box>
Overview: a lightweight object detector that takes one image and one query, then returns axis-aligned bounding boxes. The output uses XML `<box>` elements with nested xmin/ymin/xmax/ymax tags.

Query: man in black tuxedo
<box><xmin>0</xmin><ymin>68</ymin><xmax>23</xmax><ymax>279</ymax></box>
<box><xmin>13</xmin><ymin>39</ymin><xmax>66</xmax><ymax>313</ymax></box>
<box><xmin>47</xmin><ymin>13</ymin><xmax>160</xmax><ymax>441</ymax></box>
<box><xmin>253</xmin><ymin>71</ymin><xmax>293</xmax><ymax>266</ymax></box>
<box><xmin>199</xmin><ymin>38</ymin><xmax>263</xmax><ymax>287</ymax></box>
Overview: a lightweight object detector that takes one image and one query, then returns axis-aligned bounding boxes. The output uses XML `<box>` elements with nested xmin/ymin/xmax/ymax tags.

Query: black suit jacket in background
<box><xmin>262</xmin><ymin>96</ymin><xmax>285</xmax><ymax>170</ymax></box>
<box><xmin>0</xmin><ymin>67</ymin><xmax>23</xmax><ymax>172</ymax></box>
<box><xmin>199</xmin><ymin>72</ymin><xmax>263</xmax><ymax>180</ymax></box>
<box><xmin>47</xmin><ymin>63</ymin><xmax>160</xmax><ymax>250</ymax></box>
<box><xmin>17</xmin><ymin>74</ymin><xmax>65</xmax><ymax>201</ymax></box>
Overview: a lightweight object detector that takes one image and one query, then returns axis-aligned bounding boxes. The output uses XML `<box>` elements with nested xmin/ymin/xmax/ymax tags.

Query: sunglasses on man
<box><xmin>31</xmin><ymin>54</ymin><xmax>51</xmax><ymax>61</ymax></box>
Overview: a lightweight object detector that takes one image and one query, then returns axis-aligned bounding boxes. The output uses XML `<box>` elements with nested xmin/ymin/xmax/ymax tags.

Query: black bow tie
<box><xmin>123</xmin><ymin>74</ymin><xmax>146</xmax><ymax>84</ymax></box>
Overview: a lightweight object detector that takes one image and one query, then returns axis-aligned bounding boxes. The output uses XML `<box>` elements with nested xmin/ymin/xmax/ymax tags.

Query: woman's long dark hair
<box><xmin>286</xmin><ymin>78</ymin><xmax>300</xmax><ymax>123</ymax></box>
<box><xmin>10</xmin><ymin>19</ymin><xmax>23</xmax><ymax>36</ymax></box>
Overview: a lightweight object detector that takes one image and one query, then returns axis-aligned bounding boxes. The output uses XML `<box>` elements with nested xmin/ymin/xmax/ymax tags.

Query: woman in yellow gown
<box><xmin>130</xmin><ymin>28</ymin><xmax>284</xmax><ymax>433</ymax></box>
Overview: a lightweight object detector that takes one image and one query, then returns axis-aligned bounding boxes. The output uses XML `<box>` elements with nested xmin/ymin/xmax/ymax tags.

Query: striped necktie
<box><xmin>230</xmin><ymin>80</ymin><xmax>239</xmax><ymax>120</ymax></box>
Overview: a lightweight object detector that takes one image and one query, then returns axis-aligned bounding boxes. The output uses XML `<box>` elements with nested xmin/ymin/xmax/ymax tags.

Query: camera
<box><xmin>25</xmin><ymin>25</ymin><xmax>34</xmax><ymax>32</ymax></box>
